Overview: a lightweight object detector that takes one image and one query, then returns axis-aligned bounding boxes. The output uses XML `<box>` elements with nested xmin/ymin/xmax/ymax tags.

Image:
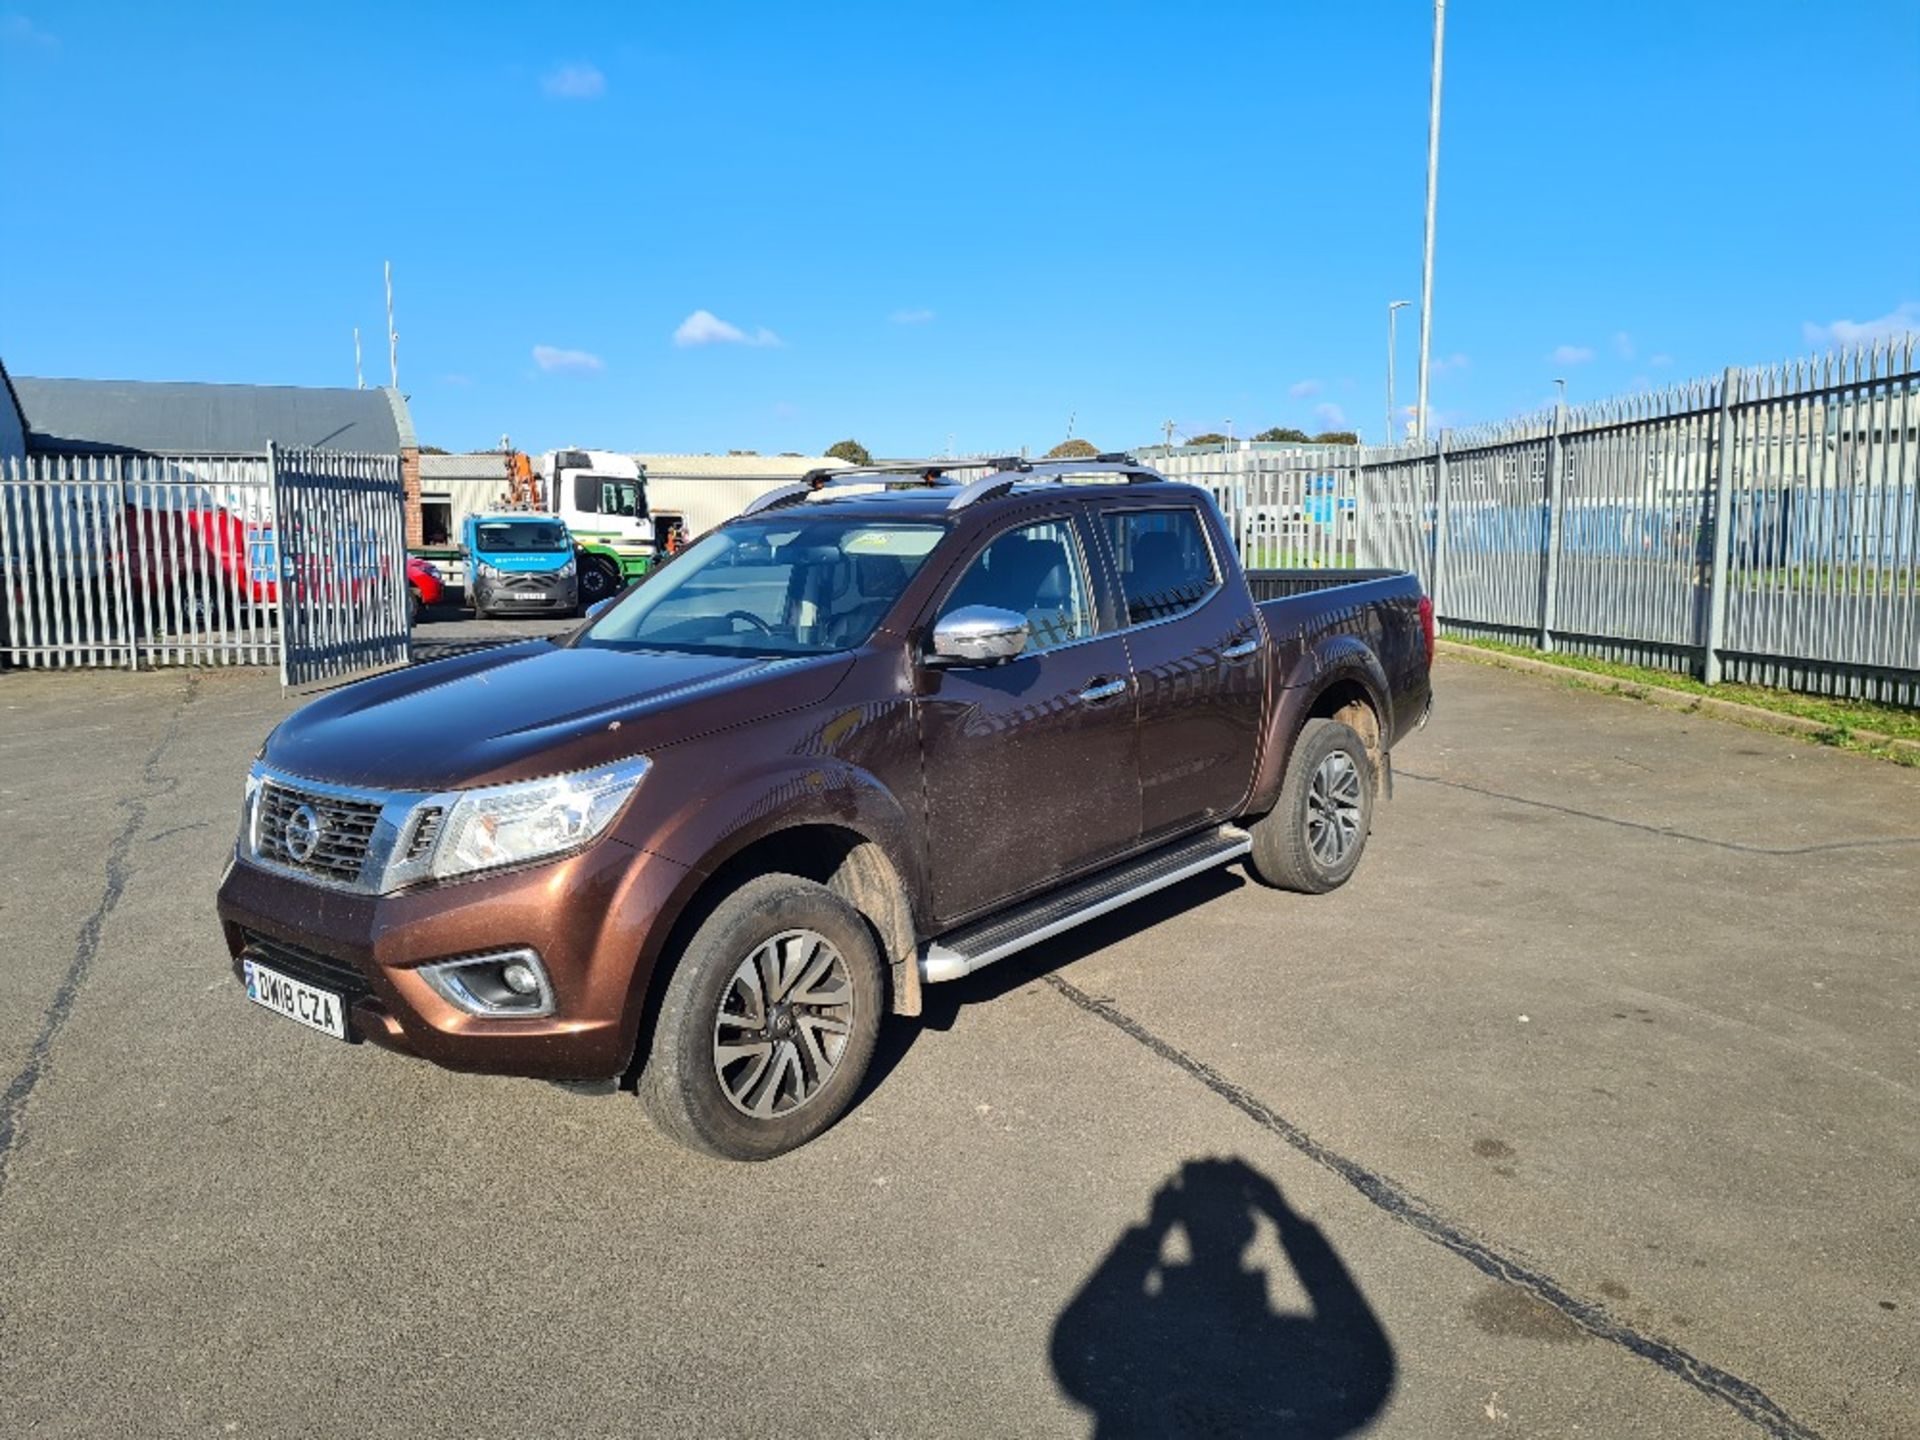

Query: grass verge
<box><xmin>1443</xmin><ymin>635</ymin><xmax>1920</xmax><ymax>768</ymax></box>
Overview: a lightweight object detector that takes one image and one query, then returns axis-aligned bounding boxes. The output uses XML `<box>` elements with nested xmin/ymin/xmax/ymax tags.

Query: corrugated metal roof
<box><xmin>14</xmin><ymin>376</ymin><xmax>410</xmax><ymax>457</ymax></box>
<box><xmin>632</xmin><ymin>453</ymin><xmax>850</xmax><ymax>481</ymax></box>
<box><xmin>420</xmin><ymin>452</ymin><xmax>513</xmax><ymax>482</ymax></box>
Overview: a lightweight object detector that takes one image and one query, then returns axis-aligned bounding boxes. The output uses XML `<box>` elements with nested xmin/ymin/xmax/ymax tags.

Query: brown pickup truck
<box><xmin>219</xmin><ymin>456</ymin><xmax>1433</xmax><ymax>1159</ymax></box>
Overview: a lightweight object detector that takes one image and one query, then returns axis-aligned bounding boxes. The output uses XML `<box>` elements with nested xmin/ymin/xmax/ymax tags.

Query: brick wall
<box><xmin>401</xmin><ymin>447</ymin><xmax>423</xmax><ymax>549</ymax></box>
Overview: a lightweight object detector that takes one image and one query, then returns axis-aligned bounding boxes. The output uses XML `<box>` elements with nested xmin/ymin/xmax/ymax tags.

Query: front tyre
<box><xmin>638</xmin><ymin>874</ymin><xmax>884</xmax><ymax>1161</ymax></box>
<box><xmin>577</xmin><ymin>557</ymin><xmax>622</xmax><ymax>607</ymax></box>
<box><xmin>1246</xmin><ymin>718</ymin><xmax>1376</xmax><ymax>894</ymax></box>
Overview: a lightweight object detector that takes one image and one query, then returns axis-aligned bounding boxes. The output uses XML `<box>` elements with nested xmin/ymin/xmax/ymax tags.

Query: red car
<box><xmin>406</xmin><ymin>556</ymin><xmax>445</xmax><ymax>625</ymax></box>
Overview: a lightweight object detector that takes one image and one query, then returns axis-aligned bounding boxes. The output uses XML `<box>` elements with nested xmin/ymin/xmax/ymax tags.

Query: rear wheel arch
<box><xmin>1301</xmin><ymin>674</ymin><xmax>1386</xmax><ymax>792</ymax></box>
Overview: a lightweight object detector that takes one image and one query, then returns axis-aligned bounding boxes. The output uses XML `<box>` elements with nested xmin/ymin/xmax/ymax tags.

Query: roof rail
<box><xmin>738</xmin><ymin>452</ymin><xmax>1170</xmax><ymax>518</ymax></box>
<box><xmin>739</xmin><ymin>458</ymin><xmax>1011</xmax><ymax>517</ymax></box>
<box><xmin>945</xmin><ymin>454</ymin><xmax>1163</xmax><ymax>511</ymax></box>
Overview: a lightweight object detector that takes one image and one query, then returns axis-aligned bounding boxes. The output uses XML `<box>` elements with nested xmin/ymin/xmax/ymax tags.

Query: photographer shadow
<box><xmin>1051</xmin><ymin>1157</ymin><xmax>1395</xmax><ymax>1438</ymax></box>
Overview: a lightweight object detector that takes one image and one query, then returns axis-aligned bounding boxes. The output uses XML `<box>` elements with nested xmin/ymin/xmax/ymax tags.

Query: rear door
<box><xmin>915</xmin><ymin>513</ymin><xmax>1142</xmax><ymax>926</ymax></box>
<box><xmin>1099</xmin><ymin>502</ymin><xmax>1265</xmax><ymax>841</ymax></box>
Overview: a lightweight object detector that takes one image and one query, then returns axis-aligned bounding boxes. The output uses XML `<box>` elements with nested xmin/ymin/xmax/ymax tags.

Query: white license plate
<box><xmin>242</xmin><ymin>957</ymin><xmax>348</xmax><ymax>1041</ymax></box>
<box><xmin>507</xmin><ymin>592</ymin><xmax>549</xmax><ymax>601</ymax></box>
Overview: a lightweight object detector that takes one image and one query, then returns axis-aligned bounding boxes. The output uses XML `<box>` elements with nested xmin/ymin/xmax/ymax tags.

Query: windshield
<box><xmin>476</xmin><ymin>520</ymin><xmax>571</xmax><ymax>552</ymax></box>
<box><xmin>582</xmin><ymin>518</ymin><xmax>945</xmax><ymax>656</ymax></box>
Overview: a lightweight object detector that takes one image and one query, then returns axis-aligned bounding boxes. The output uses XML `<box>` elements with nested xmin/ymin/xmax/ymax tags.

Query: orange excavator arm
<box><xmin>502</xmin><ymin>449</ymin><xmax>540</xmax><ymax>510</ymax></box>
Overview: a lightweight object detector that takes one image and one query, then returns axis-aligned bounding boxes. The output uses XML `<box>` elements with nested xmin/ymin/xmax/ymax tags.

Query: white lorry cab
<box><xmin>535</xmin><ymin>449</ymin><xmax>656</xmax><ymax>604</ymax></box>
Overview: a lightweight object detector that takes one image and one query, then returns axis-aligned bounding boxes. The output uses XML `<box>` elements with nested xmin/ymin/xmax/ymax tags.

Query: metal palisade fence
<box><xmin>0</xmin><ymin>444</ymin><xmax>411</xmax><ymax>685</ymax></box>
<box><xmin>1162</xmin><ymin>335</ymin><xmax>1920</xmax><ymax>706</ymax></box>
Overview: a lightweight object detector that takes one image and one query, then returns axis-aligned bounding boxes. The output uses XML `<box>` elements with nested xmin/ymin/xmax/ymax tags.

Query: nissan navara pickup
<box><xmin>219</xmin><ymin>457</ymin><xmax>1434</xmax><ymax>1159</ymax></box>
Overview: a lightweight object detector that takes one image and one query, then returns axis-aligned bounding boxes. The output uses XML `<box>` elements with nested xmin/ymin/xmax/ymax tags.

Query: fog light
<box><xmin>419</xmin><ymin>948</ymin><xmax>554</xmax><ymax>1018</ymax></box>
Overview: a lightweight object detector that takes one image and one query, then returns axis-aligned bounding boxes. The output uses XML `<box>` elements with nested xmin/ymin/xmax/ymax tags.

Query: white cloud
<box><xmin>1612</xmin><ymin>331</ymin><xmax>1635</xmax><ymax>361</ymax></box>
<box><xmin>1802</xmin><ymin>301</ymin><xmax>1920</xmax><ymax>348</ymax></box>
<box><xmin>673</xmin><ymin>309</ymin><xmax>781</xmax><ymax>348</ymax></box>
<box><xmin>772</xmin><ymin>400</ymin><xmax>801</xmax><ymax>419</ymax></box>
<box><xmin>440</xmin><ymin>373</ymin><xmax>473</xmax><ymax>388</ymax></box>
<box><xmin>1</xmin><ymin>13</ymin><xmax>57</xmax><ymax>46</ymax></box>
<box><xmin>1430</xmin><ymin>352</ymin><xmax>1470</xmax><ymax>376</ymax></box>
<box><xmin>532</xmin><ymin>344</ymin><xmax>604</xmax><ymax>374</ymax></box>
<box><xmin>889</xmin><ymin>308</ymin><xmax>935</xmax><ymax>325</ymax></box>
<box><xmin>1313</xmin><ymin>401</ymin><xmax>1347</xmax><ymax>427</ymax></box>
<box><xmin>1288</xmin><ymin>379</ymin><xmax>1324</xmax><ymax>398</ymax></box>
<box><xmin>1649</xmin><ymin>352</ymin><xmax>1674</xmax><ymax>367</ymax></box>
<box><xmin>1550</xmin><ymin>344</ymin><xmax>1596</xmax><ymax>365</ymax></box>
<box><xmin>541</xmin><ymin>63</ymin><xmax>606</xmax><ymax>100</ymax></box>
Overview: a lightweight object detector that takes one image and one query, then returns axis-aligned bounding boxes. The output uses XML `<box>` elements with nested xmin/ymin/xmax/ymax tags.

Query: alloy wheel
<box><xmin>1305</xmin><ymin>750</ymin><xmax>1363</xmax><ymax>867</ymax></box>
<box><xmin>712</xmin><ymin>929</ymin><xmax>856</xmax><ymax>1118</ymax></box>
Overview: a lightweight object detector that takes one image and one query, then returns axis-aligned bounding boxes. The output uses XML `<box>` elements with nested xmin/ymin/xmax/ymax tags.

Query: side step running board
<box><xmin>919</xmin><ymin>825</ymin><xmax>1251</xmax><ymax>984</ymax></box>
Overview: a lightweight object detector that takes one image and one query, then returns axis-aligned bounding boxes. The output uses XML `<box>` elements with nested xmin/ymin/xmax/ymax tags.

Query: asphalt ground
<box><xmin>0</xmin><ymin>640</ymin><xmax>1915</xmax><ymax>1438</ymax></box>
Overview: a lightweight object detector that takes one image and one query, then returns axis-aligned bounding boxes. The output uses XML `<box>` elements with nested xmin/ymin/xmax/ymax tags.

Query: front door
<box><xmin>915</xmin><ymin>516</ymin><xmax>1142</xmax><ymax>927</ymax></box>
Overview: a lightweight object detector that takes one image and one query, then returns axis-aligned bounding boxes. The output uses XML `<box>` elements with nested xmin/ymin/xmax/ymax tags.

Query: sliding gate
<box><xmin>267</xmin><ymin>444</ymin><xmax>411</xmax><ymax>686</ymax></box>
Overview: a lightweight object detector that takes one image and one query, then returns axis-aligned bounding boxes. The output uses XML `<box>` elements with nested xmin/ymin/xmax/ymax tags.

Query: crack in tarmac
<box><xmin>0</xmin><ymin>674</ymin><xmax>199</xmax><ymax>1206</ymax></box>
<box><xmin>1045</xmin><ymin>972</ymin><xmax>1825</xmax><ymax>1440</ymax></box>
<box><xmin>1398</xmin><ymin>769</ymin><xmax>1920</xmax><ymax>856</ymax></box>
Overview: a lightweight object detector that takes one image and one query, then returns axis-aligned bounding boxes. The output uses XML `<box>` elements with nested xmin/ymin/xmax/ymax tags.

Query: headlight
<box><xmin>421</xmin><ymin>561</ymin><xmax>443</xmax><ymax>578</ymax></box>
<box><xmin>477</xmin><ymin>561</ymin><xmax>502</xmax><ymax>580</ymax></box>
<box><xmin>240</xmin><ymin>764</ymin><xmax>264</xmax><ymax>852</ymax></box>
<box><xmin>431</xmin><ymin>757</ymin><xmax>651</xmax><ymax>880</ymax></box>
<box><xmin>558</xmin><ymin>557</ymin><xmax>577</xmax><ymax>577</ymax></box>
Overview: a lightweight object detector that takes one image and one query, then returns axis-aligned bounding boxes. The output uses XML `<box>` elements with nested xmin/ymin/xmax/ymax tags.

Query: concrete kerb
<box><xmin>1437</xmin><ymin>639</ymin><xmax>1920</xmax><ymax>762</ymax></box>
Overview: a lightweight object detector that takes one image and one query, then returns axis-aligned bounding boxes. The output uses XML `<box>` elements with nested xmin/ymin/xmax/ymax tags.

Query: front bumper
<box><xmin>217</xmin><ymin>839</ymin><xmax>691</xmax><ymax>1080</ymax></box>
<box><xmin>474</xmin><ymin>575</ymin><xmax>580</xmax><ymax>612</ymax></box>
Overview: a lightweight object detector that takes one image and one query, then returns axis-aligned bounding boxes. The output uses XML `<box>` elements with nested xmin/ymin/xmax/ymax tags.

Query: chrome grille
<box><xmin>255</xmin><ymin>781</ymin><xmax>383</xmax><ymax>884</ymax></box>
<box><xmin>501</xmin><ymin>571</ymin><xmax>562</xmax><ymax>590</ymax></box>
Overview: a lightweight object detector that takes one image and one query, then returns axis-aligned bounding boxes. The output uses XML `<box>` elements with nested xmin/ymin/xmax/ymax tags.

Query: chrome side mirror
<box><xmin>584</xmin><ymin>597</ymin><xmax>618</xmax><ymax>622</ymax></box>
<box><xmin>930</xmin><ymin>605</ymin><xmax>1030</xmax><ymax>664</ymax></box>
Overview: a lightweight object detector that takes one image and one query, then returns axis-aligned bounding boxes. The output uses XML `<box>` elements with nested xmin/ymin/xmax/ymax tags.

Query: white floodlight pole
<box><xmin>1416</xmin><ymin>0</ymin><xmax>1445</xmax><ymax>441</ymax></box>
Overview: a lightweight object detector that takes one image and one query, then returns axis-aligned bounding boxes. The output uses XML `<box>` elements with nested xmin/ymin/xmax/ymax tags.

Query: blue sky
<box><xmin>3</xmin><ymin>1</ymin><xmax>1916</xmax><ymax>455</ymax></box>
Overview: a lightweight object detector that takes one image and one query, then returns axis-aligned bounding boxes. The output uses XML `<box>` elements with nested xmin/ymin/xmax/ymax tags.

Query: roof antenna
<box><xmin>384</xmin><ymin>260</ymin><xmax>399</xmax><ymax>390</ymax></box>
<box><xmin>353</xmin><ymin>328</ymin><xmax>364</xmax><ymax>389</ymax></box>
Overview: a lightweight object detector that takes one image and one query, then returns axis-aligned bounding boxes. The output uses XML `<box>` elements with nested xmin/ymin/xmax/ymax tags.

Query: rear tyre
<box><xmin>638</xmin><ymin>874</ymin><xmax>884</xmax><ymax>1161</ymax></box>
<box><xmin>408</xmin><ymin>587</ymin><xmax>424</xmax><ymax>627</ymax></box>
<box><xmin>1246</xmin><ymin>718</ymin><xmax>1375</xmax><ymax>894</ymax></box>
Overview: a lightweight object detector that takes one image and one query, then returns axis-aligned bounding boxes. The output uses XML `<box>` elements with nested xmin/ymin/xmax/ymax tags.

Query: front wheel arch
<box><xmin>621</xmin><ymin>822</ymin><xmax>920</xmax><ymax>1090</ymax></box>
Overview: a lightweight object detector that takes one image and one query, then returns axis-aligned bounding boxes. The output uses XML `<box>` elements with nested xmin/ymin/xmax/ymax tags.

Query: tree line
<box><xmin>824</xmin><ymin>431</ymin><xmax>1361</xmax><ymax>466</ymax></box>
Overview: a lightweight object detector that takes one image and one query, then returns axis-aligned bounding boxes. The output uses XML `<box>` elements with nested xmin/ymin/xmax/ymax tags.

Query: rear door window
<box><xmin>1104</xmin><ymin>507</ymin><xmax>1220</xmax><ymax>625</ymax></box>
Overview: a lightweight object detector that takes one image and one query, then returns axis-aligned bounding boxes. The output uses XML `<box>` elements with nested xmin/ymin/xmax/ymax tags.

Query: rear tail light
<box><xmin>1418</xmin><ymin>594</ymin><xmax>1436</xmax><ymax>667</ymax></box>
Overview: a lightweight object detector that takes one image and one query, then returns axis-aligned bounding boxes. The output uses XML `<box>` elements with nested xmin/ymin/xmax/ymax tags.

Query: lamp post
<box><xmin>1415</xmin><ymin>0</ymin><xmax>1445</xmax><ymax>441</ymax></box>
<box><xmin>1387</xmin><ymin>300</ymin><xmax>1412</xmax><ymax>445</ymax></box>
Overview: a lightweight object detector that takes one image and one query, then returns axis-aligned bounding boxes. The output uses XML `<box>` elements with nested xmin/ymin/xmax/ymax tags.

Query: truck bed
<box><xmin>1243</xmin><ymin>567</ymin><xmax>1410</xmax><ymax>601</ymax></box>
